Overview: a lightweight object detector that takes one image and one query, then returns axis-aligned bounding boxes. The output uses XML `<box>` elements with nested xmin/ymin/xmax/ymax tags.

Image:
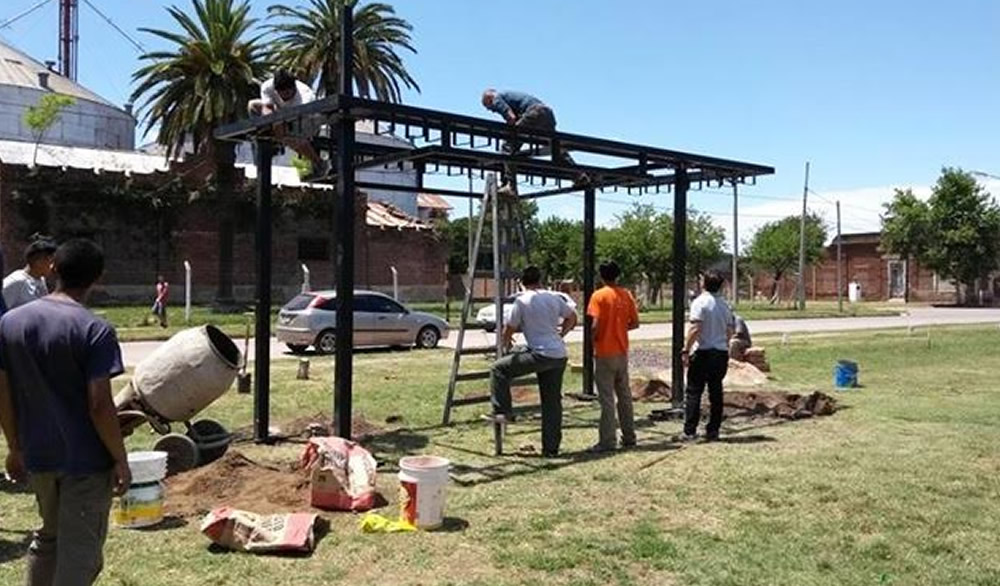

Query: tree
<box><xmin>748</xmin><ymin>214</ymin><xmax>827</xmax><ymax>303</ymax></box>
<box><xmin>533</xmin><ymin>217</ymin><xmax>583</xmax><ymax>282</ymax></box>
<box><xmin>267</xmin><ymin>0</ymin><xmax>419</xmax><ymax>101</ymax></box>
<box><xmin>686</xmin><ymin>212</ymin><xmax>726</xmax><ymax>279</ymax></box>
<box><xmin>23</xmin><ymin>93</ymin><xmax>75</xmax><ymax>166</ymax></box>
<box><xmin>880</xmin><ymin>188</ymin><xmax>930</xmax><ymax>302</ymax></box>
<box><xmin>922</xmin><ymin>168</ymin><xmax>1000</xmax><ymax>304</ymax></box>
<box><xmin>597</xmin><ymin>204</ymin><xmax>673</xmax><ymax>305</ymax></box>
<box><xmin>131</xmin><ymin>0</ymin><xmax>269</xmax><ymax>304</ymax></box>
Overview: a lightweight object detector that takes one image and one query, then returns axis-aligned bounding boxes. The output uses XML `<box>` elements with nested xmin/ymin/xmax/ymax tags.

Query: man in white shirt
<box><xmin>247</xmin><ymin>69</ymin><xmax>327</xmax><ymax>181</ymax></box>
<box><xmin>680</xmin><ymin>270</ymin><xmax>735</xmax><ymax>442</ymax></box>
<box><xmin>489</xmin><ymin>266</ymin><xmax>578</xmax><ymax>457</ymax></box>
<box><xmin>3</xmin><ymin>236</ymin><xmax>57</xmax><ymax>310</ymax></box>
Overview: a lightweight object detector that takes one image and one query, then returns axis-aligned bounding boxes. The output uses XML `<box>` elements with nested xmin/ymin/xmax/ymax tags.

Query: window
<box><xmin>368</xmin><ymin>296</ymin><xmax>406</xmax><ymax>314</ymax></box>
<box><xmin>284</xmin><ymin>294</ymin><xmax>317</xmax><ymax>310</ymax></box>
<box><xmin>297</xmin><ymin>237</ymin><xmax>330</xmax><ymax>261</ymax></box>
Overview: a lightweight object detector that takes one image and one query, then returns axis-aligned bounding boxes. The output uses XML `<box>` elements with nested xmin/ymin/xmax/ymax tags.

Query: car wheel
<box><xmin>286</xmin><ymin>344</ymin><xmax>309</xmax><ymax>354</ymax></box>
<box><xmin>315</xmin><ymin>330</ymin><xmax>337</xmax><ymax>354</ymax></box>
<box><xmin>416</xmin><ymin>326</ymin><xmax>441</xmax><ymax>349</ymax></box>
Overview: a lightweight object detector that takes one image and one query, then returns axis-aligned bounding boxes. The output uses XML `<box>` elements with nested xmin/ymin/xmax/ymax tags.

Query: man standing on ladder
<box><xmin>481</xmin><ymin>89</ymin><xmax>579</xmax><ymax>195</ymax></box>
<box><xmin>487</xmin><ymin>266</ymin><xmax>577</xmax><ymax>457</ymax></box>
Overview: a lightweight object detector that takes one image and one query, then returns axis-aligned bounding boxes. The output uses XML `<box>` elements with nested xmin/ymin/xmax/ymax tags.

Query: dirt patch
<box><xmin>629</xmin><ymin>348</ymin><xmax>770</xmax><ymax>388</ymax></box>
<box><xmin>232</xmin><ymin>413</ymin><xmax>386</xmax><ymax>442</ymax></box>
<box><xmin>631</xmin><ymin>378</ymin><xmax>672</xmax><ymax>402</ymax></box>
<box><xmin>166</xmin><ymin>451</ymin><xmax>311</xmax><ymax>518</ymax></box>
<box><xmin>721</xmin><ymin>390</ymin><xmax>837</xmax><ymax>420</ymax></box>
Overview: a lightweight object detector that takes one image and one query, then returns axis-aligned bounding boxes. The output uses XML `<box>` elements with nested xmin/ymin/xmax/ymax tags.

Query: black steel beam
<box><xmin>215</xmin><ymin>95</ymin><xmax>342</xmax><ymax>140</ymax></box>
<box><xmin>582</xmin><ymin>186</ymin><xmax>596</xmax><ymax>396</ymax></box>
<box><xmin>253</xmin><ymin>139</ymin><xmax>274</xmax><ymax>444</ymax></box>
<box><xmin>671</xmin><ymin>168</ymin><xmax>689</xmax><ymax>409</ymax></box>
<box><xmin>333</xmin><ymin>6</ymin><xmax>355</xmax><ymax>440</ymax></box>
<box><xmin>355</xmin><ymin>181</ymin><xmax>481</xmax><ymax>200</ymax></box>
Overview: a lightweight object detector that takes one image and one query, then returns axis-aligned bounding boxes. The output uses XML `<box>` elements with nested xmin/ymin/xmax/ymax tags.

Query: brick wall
<box><xmin>0</xmin><ymin>164</ymin><xmax>447</xmax><ymax>304</ymax></box>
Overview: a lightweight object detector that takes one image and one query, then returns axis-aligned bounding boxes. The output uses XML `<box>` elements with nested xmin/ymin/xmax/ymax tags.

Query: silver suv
<box><xmin>276</xmin><ymin>290</ymin><xmax>450</xmax><ymax>354</ymax></box>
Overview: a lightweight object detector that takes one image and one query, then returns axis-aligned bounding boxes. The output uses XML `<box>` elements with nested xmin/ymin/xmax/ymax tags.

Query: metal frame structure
<box><xmin>216</xmin><ymin>4</ymin><xmax>774</xmax><ymax>441</ymax></box>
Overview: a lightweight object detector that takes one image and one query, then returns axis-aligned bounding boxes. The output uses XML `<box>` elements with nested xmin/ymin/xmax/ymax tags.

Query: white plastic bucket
<box><xmin>113</xmin><ymin>482</ymin><xmax>165</xmax><ymax>529</ymax></box>
<box><xmin>398</xmin><ymin>455</ymin><xmax>450</xmax><ymax>530</ymax></box>
<box><xmin>113</xmin><ymin>451</ymin><xmax>169</xmax><ymax>529</ymax></box>
<box><xmin>127</xmin><ymin>451</ymin><xmax>168</xmax><ymax>484</ymax></box>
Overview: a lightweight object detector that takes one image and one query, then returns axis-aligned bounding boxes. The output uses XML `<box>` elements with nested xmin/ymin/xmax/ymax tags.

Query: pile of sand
<box><xmin>166</xmin><ymin>452</ymin><xmax>311</xmax><ymax>518</ymax></box>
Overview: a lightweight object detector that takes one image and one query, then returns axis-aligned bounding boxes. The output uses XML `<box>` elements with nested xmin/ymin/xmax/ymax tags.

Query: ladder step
<box><xmin>459</xmin><ymin>347</ymin><xmax>496</xmax><ymax>356</ymax></box>
<box><xmin>454</xmin><ymin>371</ymin><xmax>537</xmax><ymax>386</ymax></box>
<box><xmin>451</xmin><ymin>395</ymin><xmax>491</xmax><ymax>407</ymax></box>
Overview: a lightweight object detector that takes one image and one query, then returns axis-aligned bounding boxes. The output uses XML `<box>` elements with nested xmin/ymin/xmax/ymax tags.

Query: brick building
<box><xmin>754</xmin><ymin>232</ymin><xmax>959</xmax><ymax>303</ymax></box>
<box><xmin>0</xmin><ymin>139</ymin><xmax>448</xmax><ymax>304</ymax></box>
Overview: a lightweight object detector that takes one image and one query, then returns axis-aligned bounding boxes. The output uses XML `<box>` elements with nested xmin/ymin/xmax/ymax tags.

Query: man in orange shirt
<box><xmin>587</xmin><ymin>261</ymin><xmax>640</xmax><ymax>452</ymax></box>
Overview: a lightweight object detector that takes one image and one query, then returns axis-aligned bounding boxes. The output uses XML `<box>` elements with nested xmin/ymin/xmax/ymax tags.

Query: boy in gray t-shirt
<box><xmin>488</xmin><ymin>266</ymin><xmax>577</xmax><ymax>457</ymax></box>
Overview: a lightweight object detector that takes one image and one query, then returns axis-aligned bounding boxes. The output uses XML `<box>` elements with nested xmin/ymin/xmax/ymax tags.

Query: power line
<box><xmin>0</xmin><ymin>0</ymin><xmax>53</xmax><ymax>30</ymax></box>
<box><xmin>81</xmin><ymin>0</ymin><xmax>145</xmax><ymax>53</ymax></box>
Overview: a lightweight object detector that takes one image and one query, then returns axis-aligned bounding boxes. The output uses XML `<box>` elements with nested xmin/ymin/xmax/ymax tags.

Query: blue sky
<box><xmin>2</xmin><ymin>0</ymin><xmax>998</xmax><ymax>244</ymax></box>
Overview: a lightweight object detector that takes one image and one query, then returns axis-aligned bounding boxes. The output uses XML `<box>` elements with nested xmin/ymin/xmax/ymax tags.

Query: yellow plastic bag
<box><xmin>359</xmin><ymin>513</ymin><xmax>416</xmax><ymax>534</ymax></box>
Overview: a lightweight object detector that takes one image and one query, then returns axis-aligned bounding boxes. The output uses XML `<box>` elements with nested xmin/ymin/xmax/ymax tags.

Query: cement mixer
<box><xmin>115</xmin><ymin>325</ymin><xmax>242</xmax><ymax>476</ymax></box>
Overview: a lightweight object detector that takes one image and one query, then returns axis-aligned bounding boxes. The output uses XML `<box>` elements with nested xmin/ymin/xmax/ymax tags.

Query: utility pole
<box><xmin>836</xmin><ymin>200</ymin><xmax>843</xmax><ymax>313</ymax></box>
<box><xmin>796</xmin><ymin>161</ymin><xmax>810</xmax><ymax>310</ymax></box>
<box><xmin>731</xmin><ymin>179</ymin><xmax>739</xmax><ymax>305</ymax></box>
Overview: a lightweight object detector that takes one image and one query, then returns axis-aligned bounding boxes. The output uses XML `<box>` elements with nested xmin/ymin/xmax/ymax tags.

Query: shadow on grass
<box><xmin>134</xmin><ymin>515</ymin><xmax>189</xmax><ymax>532</ymax></box>
<box><xmin>434</xmin><ymin>517</ymin><xmax>470</xmax><ymax>533</ymax></box>
<box><xmin>0</xmin><ymin>529</ymin><xmax>31</xmax><ymax>564</ymax></box>
<box><xmin>0</xmin><ymin>477</ymin><xmax>32</xmax><ymax>495</ymax></box>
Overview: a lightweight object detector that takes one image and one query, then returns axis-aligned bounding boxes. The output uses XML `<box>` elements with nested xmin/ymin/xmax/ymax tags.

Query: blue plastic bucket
<box><xmin>834</xmin><ymin>360</ymin><xmax>858</xmax><ymax>389</ymax></box>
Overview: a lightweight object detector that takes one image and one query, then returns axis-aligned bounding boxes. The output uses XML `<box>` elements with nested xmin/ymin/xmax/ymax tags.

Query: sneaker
<box><xmin>701</xmin><ymin>434</ymin><xmax>720</xmax><ymax>443</ymax></box>
<box><xmin>587</xmin><ymin>443</ymin><xmax>616</xmax><ymax>454</ymax></box>
<box><xmin>496</xmin><ymin>184</ymin><xmax>518</xmax><ymax>197</ymax></box>
<box><xmin>621</xmin><ymin>439</ymin><xmax>637</xmax><ymax>450</ymax></box>
<box><xmin>674</xmin><ymin>432</ymin><xmax>698</xmax><ymax>443</ymax></box>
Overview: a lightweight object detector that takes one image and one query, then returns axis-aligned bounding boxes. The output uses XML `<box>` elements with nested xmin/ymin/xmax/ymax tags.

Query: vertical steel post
<box><xmin>582</xmin><ymin>186</ymin><xmax>596</xmax><ymax>396</ymax></box>
<box><xmin>492</xmin><ymin>185</ymin><xmax>503</xmax><ymax>360</ymax></box>
<box><xmin>797</xmin><ymin>162</ymin><xmax>810</xmax><ymax>310</ymax></box>
<box><xmin>670</xmin><ymin>168</ymin><xmax>689</xmax><ymax>408</ymax></box>
<box><xmin>333</xmin><ymin>5</ymin><xmax>356</xmax><ymax>439</ymax></box>
<box><xmin>731</xmin><ymin>180</ymin><xmax>739</xmax><ymax>305</ymax></box>
<box><xmin>836</xmin><ymin>201</ymin><xmax>843</xmax><ymax>313</ymax></box>
<box><xmin>254</xmin><ymin>139</ymin><xmax>274</xmax><ymax>443</ymax></box>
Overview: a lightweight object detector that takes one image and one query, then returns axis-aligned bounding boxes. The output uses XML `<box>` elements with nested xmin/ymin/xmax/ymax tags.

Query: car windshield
<box><xmin>283</xmin><ymin>294</ymin><xmax>316</xmax><ymax>311</ymax></box>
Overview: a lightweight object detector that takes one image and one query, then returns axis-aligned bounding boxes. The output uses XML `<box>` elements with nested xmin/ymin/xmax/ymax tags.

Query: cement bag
<box><xmin>116</xmin><ymin>325</ymin><xmax>241</xmax><ymax>422</ymax></box>
<box><xmin>200</xmin><ymin>507</ymin><xmax>318</xmax><ymax>553</ymax></box>
<box><xmin>301</xmin><ymin>437</ymin><xmax>377</xmax><ymax>511</ymax></box>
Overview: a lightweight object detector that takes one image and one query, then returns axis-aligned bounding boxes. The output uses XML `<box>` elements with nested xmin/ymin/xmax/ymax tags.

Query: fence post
<box><xmin>184</xmin><ymin>260</ymin><xmax>192</xmax><ymax>324</ymax></box>
<box><xmin>301</xmin><ymin>263</ymin><xmax>311</xmax><ymax>294</ymax></box>
<box><xmin>390</xmin><ymin>266</ymin><xmax>399</xmax><ymax>300</ymax></box>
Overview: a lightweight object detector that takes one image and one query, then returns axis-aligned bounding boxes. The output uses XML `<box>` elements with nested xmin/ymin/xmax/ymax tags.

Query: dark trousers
<box><xmin>683</xmin><ymin>349</ymin><xmax>730</xmax><ymax>438</ymax></box>
<box><xmin>501</xmin><ymin>104</ymin><xmax>575</xmax><ymax>189</ymax></box>
<box><xmin>490</xmin><ymin>347</ymin><xmax>568</xmax><ymax>454</ymax></box>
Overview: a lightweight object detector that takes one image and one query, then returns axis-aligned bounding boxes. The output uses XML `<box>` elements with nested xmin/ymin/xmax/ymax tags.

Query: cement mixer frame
<box><xmin>115</xmin><ymin>325</ymin><xmax>243</xmax><ymax>475</ymax></box>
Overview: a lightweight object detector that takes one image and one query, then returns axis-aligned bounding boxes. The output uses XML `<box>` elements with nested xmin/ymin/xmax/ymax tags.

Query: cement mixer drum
<box><xmin>117</xmin><ymin>325</ymin><xmax>242</xmax><ymax>423</ymax></box>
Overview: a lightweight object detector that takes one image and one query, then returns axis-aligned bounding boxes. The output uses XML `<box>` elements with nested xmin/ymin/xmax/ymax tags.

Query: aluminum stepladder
<box><xmin>441</xmin><ymin>173</ymin><xmax>534</xmax><ymax>455</ymax></box>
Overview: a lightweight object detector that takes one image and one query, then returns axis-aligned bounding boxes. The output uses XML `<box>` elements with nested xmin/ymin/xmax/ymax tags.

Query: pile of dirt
<box><xmin>232</xmin><ymin>413</ymin><xmax>386</xmax><ymax>442</ymax></box>
<box><xmin>721</xmin><ymin>391</ymin><xmax>837</xmax><ymax>419</ymax></box>
<box><xmin>631</xmin><ymin>378</ymin><xmax>671</xmax><ymax>402</ymax></box>
<box><xmin>166</xmin><ymin>451</ymin><xmax>310</xmax><ymax>518</ymax></box>
<box><xmin>629</xmin><ymin>348</ymin><xmax>770</xmax><ymax>388</ymax></box>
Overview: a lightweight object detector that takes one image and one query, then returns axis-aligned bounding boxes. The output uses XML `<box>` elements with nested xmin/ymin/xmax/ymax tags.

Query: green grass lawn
<box><xmin>2</xmin><ymin>325</ymin><xmax>999</xmax><ymax>584</ymax></box>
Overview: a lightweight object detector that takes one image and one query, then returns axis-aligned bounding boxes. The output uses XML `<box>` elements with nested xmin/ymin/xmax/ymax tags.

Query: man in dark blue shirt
<box><xmin>0</xmin><ymin>238</ymin><xmax>129</xmax><ymax>586</ymax></box>
<box><xmin>482</xmin><ymin>89</ymin><xmax>579</xmax><ymax>195</ymax></box>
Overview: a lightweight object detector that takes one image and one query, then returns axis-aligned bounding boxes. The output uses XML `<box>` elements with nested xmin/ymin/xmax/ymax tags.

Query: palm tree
<box><xmin>267</xmin><ymin>0</ymin><xmax>419</xmax><ymax>101</ymax></box>
<box><xmin>131</xmin><ymin>0</ymin><xmax>269</xmax><ymax>305</ymax></box>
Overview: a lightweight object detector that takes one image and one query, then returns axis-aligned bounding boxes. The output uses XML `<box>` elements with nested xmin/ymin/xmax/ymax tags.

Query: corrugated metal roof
<box><xmin>0</xmin><ymin>41</ymin><xmax>118</xmax><ymax>108</ymax></box>
<box><xmin>367</xmin><ymin>201</ymin><xmax>430</xmax><ymax>230</ymax></box>
<box><xmin>417</xmin><ymin>193</ymin><xmax>453</xmax><ymax>210</ymax></box>
<box><xmin>0</xmin><ymin>139</ymin><xmax>167</xmax><ymax>174</ymax></box>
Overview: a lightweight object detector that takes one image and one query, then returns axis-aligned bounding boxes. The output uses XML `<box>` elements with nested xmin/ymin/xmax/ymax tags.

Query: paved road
<box><xmin>119</xmin><ymin>306</ymin><xmax>1000</xmax><ymax>367</ymax></box>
